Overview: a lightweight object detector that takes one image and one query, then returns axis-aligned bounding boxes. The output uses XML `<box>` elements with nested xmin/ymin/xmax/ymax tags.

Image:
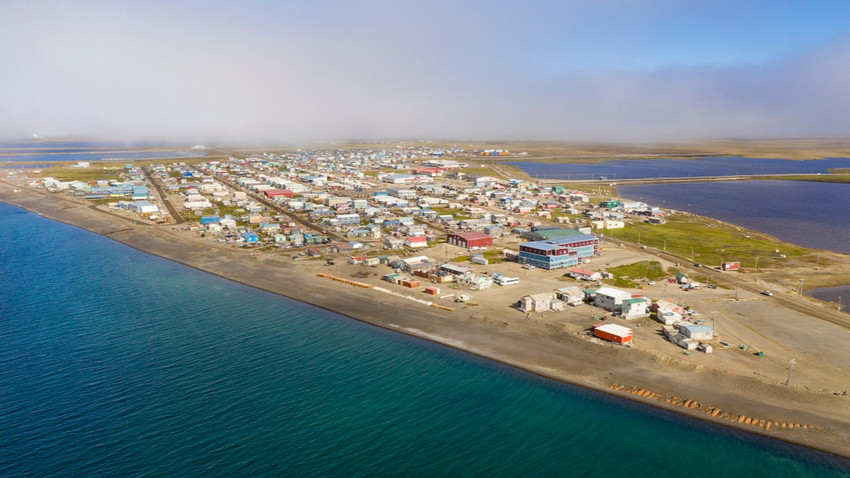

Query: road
<box><xmin>535</xmin><ymin>173</ymin><xmax>841</xmax><ymax>186</ymax></box>
<box><xmin>188</xmin><ymin>165</ymin><xmax>346</xmax><ymax>242</ymax></box>
<box><xmin>142</xmin><ymin>166</ymin><xmax>184</xmax><ymax>224</ymax></box>
<box><xmin>615</xmin><ymin>239</ymin><xmax>850</xmax><ymax>330</ymax></box>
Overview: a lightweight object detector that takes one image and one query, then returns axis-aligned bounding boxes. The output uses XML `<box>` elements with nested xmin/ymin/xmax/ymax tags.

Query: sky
<box><xmin>2</xmin><ymin>0</ymin><xmax>850</xmax><ymax>143</ymax></box>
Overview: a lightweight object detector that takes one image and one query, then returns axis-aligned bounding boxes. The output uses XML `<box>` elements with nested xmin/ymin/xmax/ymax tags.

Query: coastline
<box><xmin>2</xmin><ymin>181</ymin><xmax>850</xmax><ymax>462</ymax></box>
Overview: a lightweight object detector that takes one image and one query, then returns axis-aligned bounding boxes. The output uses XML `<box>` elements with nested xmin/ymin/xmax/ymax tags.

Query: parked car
<box><xmin>761</xmin><ymin>290</ymin><xmax>773</xmax><ymax>296</ymax></box>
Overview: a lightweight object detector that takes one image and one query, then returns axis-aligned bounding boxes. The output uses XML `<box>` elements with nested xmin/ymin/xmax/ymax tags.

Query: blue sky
<box><xmin>2</xmin><ymin>0</ymin><xmax>850</xmax><ymax>142</ymax></box>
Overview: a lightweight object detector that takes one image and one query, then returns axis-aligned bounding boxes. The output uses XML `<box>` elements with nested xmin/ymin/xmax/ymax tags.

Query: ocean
<box><xmin>1</xmin><ymin>202</ymin><xmax>849</xmax><ymax>477</ymax></box>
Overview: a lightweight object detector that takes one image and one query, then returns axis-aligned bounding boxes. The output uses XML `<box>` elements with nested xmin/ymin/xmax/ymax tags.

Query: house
<box><xmin>679</xmin><ymin>324</ymin><xmax>713</xmax><ymax>340</ymax></box>
<box><xmin>656</xmin><ymin>307</ymin><xmax>683</xmax><ymax>325</ymax></box>
<box><xmin>663</xmin><ymin>326</ymin><xmax>699</xmax><ymax>351</ymax></box>
<box><xmin>384</xmin><ymin>238</ymin><xmax>405</xmax><ymax>249</ymax></box>
<box><xmin>519</xmin><ymin>292</ymin><xmax>557</xmax><ymax>312</ymax></box>
<box><xmin>568</xmin><ymin>268</ymin><xmax>602</xmax><ymax>281</ymax></box>
<box><xmin>593</xmin><ymin>287</ymin><xmax>633</xmax><ymax>311</ymax></box>
<box><xmin>440</xmin><ymin>263</ymin><xmax>470</xmax><ymax>276</ymax></box>
<box><xmin>405</xmin><ymin>236</ymin><xmax>428</xmax><ymax>249</ymax></box>
<box><xmin>556</xmin><ymin>286</ymin><xmax>585</xmax><ymax>306</ymax></box>
<box><xmin>240</xmin><ymin>232</ymin><xmax>259</xmax><ymax>244</ymax></box>
<box><xmin>621</xmin><ymin>297</ymin><xmax>650</xmax><ymax>319</ymax></box>
<box><xmin>457</xmin><ymin>273</ymin><xmax>493</xmax><ymax>291</ymax></box>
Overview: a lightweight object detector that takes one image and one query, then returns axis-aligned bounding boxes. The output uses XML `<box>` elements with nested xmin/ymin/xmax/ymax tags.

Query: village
<box><xmin>21</xmin><ymin>144</ymin><xmax>796</xmax><ymax>363</ymax></box>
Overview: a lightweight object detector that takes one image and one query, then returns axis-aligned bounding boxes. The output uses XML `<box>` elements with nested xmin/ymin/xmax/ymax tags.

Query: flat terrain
<box><xmin>2</xmin><ymin>177</ymin><xmax>850</xmax><ymax>458</ymax></box>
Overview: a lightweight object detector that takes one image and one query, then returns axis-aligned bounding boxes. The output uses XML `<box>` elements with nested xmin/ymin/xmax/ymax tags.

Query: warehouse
<box><xmin>447</xmin><ymin>232</ymin><xmax>493</xmax><ymax>249</ymax></box>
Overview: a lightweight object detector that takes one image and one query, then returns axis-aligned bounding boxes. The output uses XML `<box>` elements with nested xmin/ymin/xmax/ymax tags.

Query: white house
<box><xmin>405</xmin><ymin>236</ymin><xmax>428</xmax><ymax>249</ymax></box>
<box><xmin>593</xmin><ymin>287</ymin><xmax>633</xmax><ymax>311</ymax></box>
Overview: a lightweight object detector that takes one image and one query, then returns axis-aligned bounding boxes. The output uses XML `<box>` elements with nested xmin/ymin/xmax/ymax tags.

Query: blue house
<box><xmin>241</xmin><ymin>232</ymin><xmax>259</xmax><ymax>244</ymax></box>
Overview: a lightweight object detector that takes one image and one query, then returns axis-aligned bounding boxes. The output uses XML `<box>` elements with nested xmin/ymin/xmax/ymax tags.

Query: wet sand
<box><xmin>2</xmin><ymin>180</ymin><xmax>850</xmax><ymax>460</ymax></box>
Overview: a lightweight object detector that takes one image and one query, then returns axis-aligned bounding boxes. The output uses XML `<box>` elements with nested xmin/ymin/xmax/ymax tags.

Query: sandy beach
<box><xmin>2</xmin><ymin>179</ymin><xmax>850</xmax><ymax>460</ymax></box>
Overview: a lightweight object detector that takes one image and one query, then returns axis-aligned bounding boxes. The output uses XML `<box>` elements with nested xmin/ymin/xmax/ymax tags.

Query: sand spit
<box><xmin>1</xmin><ymin>180</ymin><xmax>849</xmax><ymax>460</ymax></box>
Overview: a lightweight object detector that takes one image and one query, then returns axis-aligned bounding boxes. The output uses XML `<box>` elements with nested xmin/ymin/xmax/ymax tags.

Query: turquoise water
<box><xmin>1</xmin><ymin>202</ymin><xmax>848</xmax><ymax>477</ymax></box>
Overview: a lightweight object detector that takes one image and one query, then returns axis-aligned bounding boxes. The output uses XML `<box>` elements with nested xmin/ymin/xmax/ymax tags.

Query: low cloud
<box><xmin>1</xmin><ymin>2</ymin><xmax>849</xmax><ymax>143</ymax></box>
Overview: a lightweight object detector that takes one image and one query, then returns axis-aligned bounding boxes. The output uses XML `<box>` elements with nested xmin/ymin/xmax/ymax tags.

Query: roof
<box><xmin>624</xmin><ymin>297</ymin><xmax>648</xmax><ymax>304</ymax></box>
<box><xmin>529</xmin><ymin>228</ymin><xmax>585</xmax><ymax>240</ymax></box>
<box><xmin>595</xmin><ymin>287</ymin><xmax>632</xmax><ymax>300</ymax></box>
<box><xmin>521</xmin><ymin>240</ymin><xmax>566</xmax><ymax>252</ymax></box>
<box><xmin>570</xmin><ymin>268</ymin><xmax>598</xmax><ymax>276</ymax></box>
<box><xmin>680</xmin><ymin>324</ymin><xmax>712</xmax><ymax>334</ymax></box>
<box><xmin>450</xmin><ymin>232</ymin><xmax>492</xmax><ymax>241</ymax></box>
<box><xmin>595</xmin><ymin>323</ymin><xmax>633</xmax><ymax>336</ymax></box>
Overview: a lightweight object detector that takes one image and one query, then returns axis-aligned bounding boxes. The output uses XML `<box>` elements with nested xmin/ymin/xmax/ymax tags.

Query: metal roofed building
<box><xmin>518</xmin><ymin>233</ymin><xmax>599</xmax><ymax>270</ymax></box>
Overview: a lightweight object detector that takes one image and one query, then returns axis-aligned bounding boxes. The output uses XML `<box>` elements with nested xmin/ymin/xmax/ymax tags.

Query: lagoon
<box><xmin>509</xmin><ymin>156</ymin><xmax>850</xmax><ymax>180</ymax></box>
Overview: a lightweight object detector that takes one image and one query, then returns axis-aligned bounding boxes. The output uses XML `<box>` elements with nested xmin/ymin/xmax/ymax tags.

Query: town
<box><xmin>25</xmin><ymin>144</ymin><xmax>791</xmax><ymax>359</ymax></box>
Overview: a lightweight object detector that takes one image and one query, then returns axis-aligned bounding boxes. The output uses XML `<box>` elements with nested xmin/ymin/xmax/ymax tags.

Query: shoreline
<box><xmin>2</xmin><ymin>181</ymin><xmax>850</xmax><ymax>463</ymax></box>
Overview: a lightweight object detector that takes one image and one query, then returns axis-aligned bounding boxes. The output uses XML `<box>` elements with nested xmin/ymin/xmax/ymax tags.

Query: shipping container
<box><xmin>593</xmin><ymin>323</ymin><xmax>633</xmax><ymax>345</ymax></box>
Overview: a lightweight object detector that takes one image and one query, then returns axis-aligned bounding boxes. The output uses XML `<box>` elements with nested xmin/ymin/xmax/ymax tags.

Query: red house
<box><xmin>447</xmin><ymin>232</ymin><xmax>493</xmax><ymax>249</ymax></box>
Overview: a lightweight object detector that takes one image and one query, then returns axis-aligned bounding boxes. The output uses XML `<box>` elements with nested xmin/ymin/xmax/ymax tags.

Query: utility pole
<box><xmin>839</xmin><ymin>296</ymin><xmax>843</xmax><ymax>312</ymax></box>
<box><xmin>754</xmin><ymin>256</ymin><xmax>759</xmax><ymax>282</ymax></box>
<box><xmin>785</xmin><ymin>359</ymin><xmax>797</xmax><ymax>386</ymax></box>
<box><xmin>711</xmin><ymin>311</ymin><xmax>718</xmax><ymax>336</ymax></box>
<box><xmin>663</xmin><ymin>240</ymin><xmax>666</xmax><ymax>251</ymax></box>
<box><xmin>797</xmin><ymin>279</ymin><xmax>804</xmax><ymax>297</ymax></box>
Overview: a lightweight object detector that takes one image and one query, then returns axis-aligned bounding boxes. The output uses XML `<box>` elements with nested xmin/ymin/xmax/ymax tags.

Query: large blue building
<box><xmin>518</xmin><ymin>233</ymin><xmax>599</xmax><ymax>270</ymax></box>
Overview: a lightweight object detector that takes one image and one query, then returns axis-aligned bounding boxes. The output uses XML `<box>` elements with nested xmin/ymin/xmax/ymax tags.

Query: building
<box><xmin>519</xmin><ymin>292</ymin><xmax>556</xmax><ymax>312</ymax></box>
<box><xmin>405</xmin><ymin>236</ymin><xmax>428</xmax><ymax>249</ymax></box>
<box><xmin>241</xmin><ymin>232</ymin><xmax>259</xmax><ymax>244</ymax></box>
<box><xmin>447</xmin><ymin>232</ymin><xmax>493</xmax><ymax>249</ymax></box>
<box><xmin>593</xmin><ymin>287</ymin><xmax>633</xmax><ymax>311</ymax></box>
<box><xmin>593</xmin><ymin>323</ymin><xmax>633</xmax><ymax>345</ymax></box>
<box><xmin>518</xmin><ymin>233</ymin><xmax>599</xmax><ymax>270</ymax></box>
<box><xmin>679</xmin><ymin>324</ymin><xmax>713</xmax><ymax>340</ymax></box>
<box><xmin>335</xmin><ymin>213</ymin><xmax>361</xmax><ymax>225</ymax></box>
<box><xmin>264</xmin><ymin>189</ymin><xmax>294</xmax><ymax>199</ymax></box>
<box><xmin>621</xmin><ymin>297</ymin><xmax>650</xmax><ymax>319</ymax></box>
<box><xmin>569</xmin><ymin>268</ymin><xmax>602</xmax><ymax>281</ymax></box>
<box><xmin>556</xmin><ymin>286</ymin><xmax>585</xmax><ymax>306</ymax></box>
<box><xmin>128</xmin><ymin>201</ymin><xmax>159</xmax><ymax>214</ymax></box>
<box><xmin>656</xmin><ymin>308</ymin><xmax>683</xmax><ymax>325</ymax></box>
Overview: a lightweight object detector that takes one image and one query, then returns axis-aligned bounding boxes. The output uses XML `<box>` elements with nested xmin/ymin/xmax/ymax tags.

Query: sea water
<box><xmin>1</xmin><ymin>203</ymin><xmax>848</xmax><ymax>477</ymax></box>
